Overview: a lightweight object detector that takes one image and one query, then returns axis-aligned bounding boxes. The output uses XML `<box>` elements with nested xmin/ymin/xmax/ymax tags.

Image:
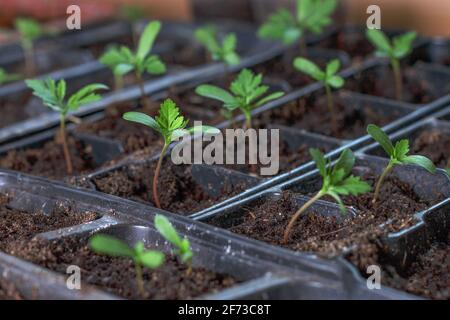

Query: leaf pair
<box><xmin>99</xmin><ymin>21</ymin><xmax>166</xmax><ymax>77</ymax></box>
<box><xmin>123</xmin><ymin>98</ymin><xmax>219</xmax><ymax>146</ymax></box>
<box><xmin>195</xmin><ymin>69</ymin><xmax>284</xmax><ymax>122</ymax></box>
<box><xmin>25</xmin><ymin>79</ymin><xmax>108</xmax><ymax>116</ymax></box>
<box><xmin>366</xmin><ymin>29</ymin><xmax>417</xmax><ymax>60</ymax></box>
<box><xmin>258</xmin><ymin>0</ymin><xmax>337</xmax><ymax>44</ymax></box>
<box><xmin>15</xmin><ymin>18</ymin><xmax>43</xmax><ymax>44</ymax></box>
<box><xmin>0</xmin><ymin>68</ymin><xmax>21</xmax><ymax>85</ymax></box>
<box><xmin>367</xmin><ymin>124</ymin><xmax>436</xmax><ymax>173</ymax></box>
<box><xmin>155</xmin><ymin>215</ymin><xmax>192</xmax><ymax>264</ymax></box>
<box><xmin>194</xmin><ymin>26</ymin><xmax>240</xmax><ymax>66</ymax></box>
<box><xmin>311</xmin><ymin>148</ymin><xmax>371</xmax><ymax>211</ymax></box>
<box><xmin>293</xmin><ymin>58</ymin><xmax>344</xmax><ymax>88</ymax></box>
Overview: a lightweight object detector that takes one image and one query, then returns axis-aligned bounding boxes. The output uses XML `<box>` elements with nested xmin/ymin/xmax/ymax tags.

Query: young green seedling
<box><xmin>99</xmin><ymin>21</ymin><xmax>166</xmax><ymax>107</ymax></box>
<box><xmin>366</xmin><ymin>29</ymin><xmax>417</xmax><ymax>101</ymax></box>
<box><xmin>283</xmin><ymin>148</ymin><xmax>371</xmax><ymax>244</ymax></box>
<box><xmin>154</xmin><ymin>214</ymin><xmax>193</xmax><ymax>266</ymax></box>
<box><xmin>123</xmin><ymin>99</ymin><xmax>218</xmax><ymax>209</ymax></box>
<box><xmin>367</xmin><ymin>124</ymin><xmax>436</xmax><ymax>204</ymax></box>
<box><xmin>195</xmin><ymin>68</ymin><xmax>284</xmax><ymax>128</ymax></box>
<box><xmin>258</xmin><ymin>0</ymin><xmax>337</xmax><ymax>55</ymax></box>
<box><xmin>99</xmin><ymin>46</ymin><xmax>132</xmax><ymax>91</ymax></box>
<box><xmin>293</xmin><ymin>58</ymin><xmax>344</xmax><ymax>132</ymax></box>
<box><xmin>194</xmin><ymin>25</ymin><xmax>240</xmax><ymax>66</ymax></box>
<box><xmin>15</xmin><ymin>18</ymin><xmax>44</xmax><ymax>76</ymax></box>
<box><xmin>0</xmin><ymin>68</ymin><xmax>20</xmax><ymax>85</ymax></box>
<box><xmin>90</xmin><ymin>234</ymin><xmax>164</xmax><ymax>297</ymax></box>
<box><xmin>25</xmin><ymin>79</ymin><xmax>108</xmax><ymax>174</ymax></box>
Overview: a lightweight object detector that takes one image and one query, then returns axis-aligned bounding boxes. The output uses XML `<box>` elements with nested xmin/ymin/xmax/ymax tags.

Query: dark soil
<box><xmin>381</xmin><ymin>235</ymin><xmax>450</xmax><ymax>300</ymax></box>
<box><xmin>0</xmin><ymin>193</ymin><xmax>98</xmax><ymax>252</ymax></box>
<box><xmin>0</xmin><ymin>135</ymin><xmax>98</xmax><ymax>180</ymax></box>
<box><xmin>8</xmin><ymin>237</ymin><xmax>237</xmax><ymax>300</ymax></box>
<box><xmin>345</xmin><ymin>66</ymin><xmax>444</xmax><ymax>104</ymax></box>
<box><xmin>0</xmin><ymin>94</ymin><xmax>45</xmax><ymax>129</ymax></box>
<box><xmin>216</xmin><ymin>168</ymin><xmax>435</xmax><ymax>269</ymax></box>
<box><xmin>0</xmin><ymin>279</ymin><xmax>23</xmax><ymax>300</ymax></box>
<box><xmin>92</xmin><ymin>161</ymin><xmax>249</xmax><ymax>215</ymax></box>
<box><xmin>412</xmin><ymin>129</ymin><xmax>450</xmax><ymax>168</ymax></box>
<box><xmin>253</xmin><ymin>94</ymin><xmax>399</xmax><ymax>139</ymax></box>
<box><xmin>317</xmin><ymin>30</ymin><xmax>373</xmax><ymax>61</ymax></box>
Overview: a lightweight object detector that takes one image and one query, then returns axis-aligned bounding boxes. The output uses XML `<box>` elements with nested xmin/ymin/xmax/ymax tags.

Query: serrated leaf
<box><xmin>90</xmin><ymin>234</ymin><xmax>134</xmax><ymax>258</ymax></box>
<box><xmin>310</xmin><ymin>148</ymin><xmax>327</xmax><ymax>178</ymax></box>
<box><xmin>402</xmin><ymin>155</ymin><xmax>436</xmax><ymax>173</ymax></box>
<box><xmin>336</xmin><ymin>175</ymin><xmax>371</xmax><ymax>195</ymax></box>
<box><xmin>393</xmin><ymin>139</ymin><xmax>410</xmax><ymax>160</ymax></box>
<box><xmin>293</xmin><ymin>58</ymin><xmax>325</xmax><ymax>81</ymax></box>
<box><xmin>137</xmin><ymin>21</ymin><xmax>161</xmax><ymax>61</ymax></box>
<box><xmin>367</xmin><ymin>124</ymin><xmax>394</xmax><ymax>156</ymax></box>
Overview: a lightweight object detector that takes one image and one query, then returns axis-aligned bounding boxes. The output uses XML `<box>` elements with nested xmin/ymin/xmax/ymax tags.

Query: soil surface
<box><xmin>411</xmin><ymin>129</ymin><xmax>450</xmax><ymax>168</ymax></box>
<box><xmin>381</xmin><ymin>235</ymin><xmax>450</xmax><ymax>300</ymax></box>
<box><xmin>0</xmin><ymin>94</ymin><xmax>43</xmax><ymax>129</ymax></box>
<box><xmin>0</xmin><ymin>135</ymin><xmax>98</xmax><ymax>180</ymax></box>
<box><xmin>215</xmin><ymin>167</ymin><xmax>437</xmax><ymax>269</ymax></box>
<box><xmin>8</xmin><ymin>237</ymin><xmax>237</xmax><ymax>300</ymax></box>
<box><xmin>0</xmin><ymin>279</ymin><xmax>23</xmax><ymax>300</ymax></box>
<box><xmin>0</xmin><ymin>193</ymin><xmax>98</xmax><ymax>252</ymax></box>
<box><xmin>91</xmin><ymin>161</ymin><xmax>251</xmax><ymax>215</ymax></box>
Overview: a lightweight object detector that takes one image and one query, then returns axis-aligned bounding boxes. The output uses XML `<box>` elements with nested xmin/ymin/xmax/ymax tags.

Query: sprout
<box><xmin>15</xmin><ymin>18</ymin><xmax>44</xmax><ymax>76</ymax></box>
<box><xmin>123</xmin><ymin>99</ymin><xmax>219</xmax><ymax>209</ymax></box>
<box><xmin>283</xmin><ymin>148</ymin><xmax>371</xmax><ymax>243</ymax></box>
<box><xmin>367</xmin><ymin>124</ymin><xmax>436</xmax><ymax>203</ymax></box>
<box><xmin>0</xmin><ymin>68</ymin><xmax>21</xmax><ymax>85</ymax></box>
<box><xmin>90</xmin><ymin>234</ymin><xmax>164</xmax><ymax>297</ymax></box>
<box><xmin>99</xmin><ymin>46</ymin><xmax>132</xmax><ymax>91</ymax></box>
<box><xmin>25</xmin><ymin>79</ymin><xmax>108</xmax><ymax>174</ymax></box>
<box><xmin>258</xmin><ymin>0</ymin><xmax>337</xmax><ymax>55</ymax></box>
<box><xmin>194</xmin><ymin>25</ymin><xmax>240</xmax><ymax>66</ymax></box>
<box><xmin>293</xmin><ymin>58</ymin><xmax>344</xmax><ymax>133</ymax></box>
<box><xmin>195</xmin><ymin>69</ymin><xmax>284</xmax><ymax>128</ymax></box>
<box><xmin>366</xmin><ymin>29</ymin><xmax>417</xmax><ymax>101</ymax></box>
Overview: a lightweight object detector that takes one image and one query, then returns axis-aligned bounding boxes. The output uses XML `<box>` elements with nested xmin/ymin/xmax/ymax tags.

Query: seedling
<box><xmin>293</xmin><ymin>58</ymin><xmax>344</xmax><ymax>132</ymax></box>
<box><xmin>367</xmin><ymin>124</ymin><xmax>436</xmax><ymax>204</ymax></box>
<box><xmin>154</xmin><ymin>214</ymin><xmax>193</xmax><ymax>265</ymax></box>
<box><xmin>25</xmin><ymin>79</ymin><xmax>108</xmax><ymax>174</ymax></box>
<box><xmin>0</xmin><ymin>68</ymin><xmax>20</xmax><ymax>85</ymax></box>
<box><xmin>100</xmin><ymin>21</ymin><xmax>166</xmax><ymax>107</ymax></box>
<box><xmin>366</xmin><ymin>29</ymin><xmax>417</xmax><ymax>101</ymax></box>
<box><xmin>194</xmin><ymin>25</ymin><xmax>240</xmax><ymax>66</ymax></box>
<box><xmin>283</xmin><ymin>148</ymin><xmax>371</xmax><ymax>244</ymax></box>
<box><xmin>195</xmin><ymin>69</ymin><xmax>284</xmax><ymax>128</ymax></box>
<box><xmin>90</xmin><ymin>234</ymin><xmax>164</xmax><ymax>297</ymax></box>
<box><xmin>258</xmin><ymin>0</ymin><xmax>337</xmax><ymax>55</ymax></box>
<box><xmin>15</xmin><ymin>18</ymin><xmax>44</xmax><ymax>76</ymax></box>
<box><xmin>99</xmin><ymin>46</ymin><xmax>132</xmax><ymax>91</ymax></box>
<box><xmin>123</xmin><ymin>99</ymin><xmax>218</xmax><ymax>209</ymax></box>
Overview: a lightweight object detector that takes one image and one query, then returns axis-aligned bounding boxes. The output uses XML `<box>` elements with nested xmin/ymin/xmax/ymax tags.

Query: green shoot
<box><xmin>90</xmin><ymin>234</ymin><xmax>164</xmax><ymax>297</ymax></box>
<box><xmin>283</xmin><ymin>148</ymin><xmax>371</xmax><ymax>243</ymax></box>
<box><xmin>194</xmin><ymin>26</ymin><xmax>240</xmax><ymax>66</ymax></box>
<box><xmin>99</xmin><ymin>46</ymin><xmax>133</xmax><ymax>91</ymax></box>
<box><xmin>15</xmin><ymin>18</ymin><xmax>44</xmax><ymax>76</ymax></box>
<box><xmin>293</xmin><ymin>58</ymin><xmax>344</xmax><ymax>132</ymax></box>
<box><xmin>25</xmin><ymin>79</ymin><xmax>108</xmax><ymax>174</ymax></box>
<box><xmin>366</xmin><ymin>29</ymin><xmax>417</xmax><ymax>101</ymax></box>
<box><xmin>258</xmin><ymin>0</ymin><xmax>337</xmax><ymax>55</ymax></box>
<box><xmin>100</xmin><ymin>21</ymin><xmax>166</xmax><ymax>107</ymax></box>
<box><xmin>0</xmin><ymin>68</ymin><xmax>21</xmax><ymax>85</ymax></box>
<box><xmin>195</xmin><ymin>69</ymin><xmax>284</xmax><ymax>128</ymax></box>
<box><xmin>367</xmin><ymin>124</ymin><xmax>436</xmax><ymax>204</ymax></box>
<box><xmin>154</xmin><ymin>214</ymin><xmax>193</xmax><ymax>265</ymax></box>
<box><xmin>123</xmin><ymin>99</ymin><xmax>219</xmax><ymax>209</ymax></box>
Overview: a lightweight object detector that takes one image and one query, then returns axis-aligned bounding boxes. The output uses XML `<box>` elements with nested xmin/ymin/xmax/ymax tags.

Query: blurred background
<box><xmin>0</xmin><ymin>0</ymin><xmax>449</xmax><ymax>36</ymax></box>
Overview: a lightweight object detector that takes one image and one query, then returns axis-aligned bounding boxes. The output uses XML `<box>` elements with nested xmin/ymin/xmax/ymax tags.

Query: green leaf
<box><xmin>326</xmin><ymin>59</ymin><xmax>340</xmax><ymax>76</ymax></box>
<box><xmin>310</xmin><ymin>148</ymin><xmax>327</xmax><ymax>178</ymax></box>
<box><xmin>144</xmin><ymin>55</ymin><xmax>167</xmax><ymax>74</ymax></box>
<box><xmin>326</xmin><ymin>190</ymin><xmax>346</xmax><ymax>213</ymax></box>
<box><xmin>367</xmin><ymin>124</ymin><xmax>394</xmax><ymax>156</ymax></box>
<box><xmin>195</xmin><ymin>26</ymin><xmax>220</xmax><ymax>54</ymax></box>
<box><xmin>224</xmin><ymin>52</ymin><xmax>240</xmax><ymax>66</ymax></box>
<box><xmin>335</xmin><ymin>175</ymin><xmax>372</xmax><ymax>195</ymax></box>
<box><xmin>89</xmin><ymin>234</ymin><xmax>134</xmax><ymax>258</ymax></box>
<box><xmin>15</xmin><ymin>18</ymin><xmax>43</xmax><ymax>41</ymax></box>
<box><xmin>257</xmin><ymin>9</ymin><xmax>300</xmax><ymax>45</ymax></box>
<box><xmin>25</xmin><ymin>79</ymin><xmax>63</xmax><ymax>112</ymax></box>
<box><xmin>138</xmin><ymin>250</ymin><xmax>165</xmax><ymax>269</ymax></box>
<box><xmin>393</xmin><ymin>139</ymin><xmax>410</xmax><ymax>160</ymax></box>
<box><xmin>293</xmin><ymin>58</ymin><xmax>325</xmax><ymax>81</ymax></box>
<box><xmin>67</xmin><ymin>83</ymin><xmax>108</xmax><ymax>111</ymax></box>
<box><xmin>123</xmin><ymin>111</ymin><xmax>160</xmax><ymax>131</ymax></box>
<box><xmin>154</xmin><ymin>215</ymin><xmax>183</xmax><ymax>247</ymax></box>
<box><xmin>332</xmin><ymin>148</ymin><xmax>355</xmax><ymax>180</ymax></box>
<box><xmin>392</xmin><ymin>31</ymin><xmax>417</xmax><ymax>59</ymax></box>
<box><xmin>137</xmin><ymin>21</ymin><xmax>161</xmax><ymax>61</ymax></box>
<box><xmin>195</xmin><ymin>85</ymin><xmax>237</xmax><ymax>107</ymax></box>
<box><xmin>327</xmin><ymin>75</ymin><xmax>344</xmax><ymax>88</ymax></box>
<box><xmin>223</xmin><ymin>33</ymin><xmax>237</xmax><ymax>52</ymax></box>
<box><xmin>366</xmin><ymin>29</ymin><xmax>392</xmax><ymax>54</ymax></box>
<box><xmin>256</xmin><ymin>91</ymin><xmax>284</xmax><ymax>106</ymax></box>
<box><xmin>402</xmin><ymin>155</ymin><xmax>436</xmax><ymax>173</ymax></box>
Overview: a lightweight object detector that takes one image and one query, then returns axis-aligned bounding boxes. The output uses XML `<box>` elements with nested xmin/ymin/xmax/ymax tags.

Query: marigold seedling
<box><xmin>15</xmin><ymin>18</ymin><xmax>44</xmax><ymax>76</ymax></box>
<box><xmin>99</xmin><ymin>21</ymin><xmax>166</xmax><ymax>107</ymax></box>
<box><xmin>99</xmin><ymin>46</ymin><xmax>133</xmax><ymax>91</ymax></box>
<box><xmin>258</xmin><ymin>0</ymin><xmax>337</xmax><ymax>55</ymax></box>
<box><xmin>195</xmin><ymin>69</ymin><xmax>284</xmax><ymax>128</ymax></box>
<box><xmin>25</xmin><ymin>79</ymin><xmax>108</xmax><ymax>174</ymax></box>
<box><xmin>154</xmin><ymin>214</ymin><xmax>193</xmax><ymax>264</ymax></box>
<box><xmin>367</xmin><ymin>124</ymin><xmax>436</xmax><ymax>204</ymax></box>
<box><xmin>293</xmin><ymin>58</ymin><xmax>344</xmax><ymax>132</ymax></box>
<box><xmin>366</xmin><ymin>29</ymin><xmax>417</xmax><ymax>101</ymax></box>
<box><xmin>123</xmin><ymin>99</ymin><xmax>218</xmax><ymax>209</ymax></box>
<box><xmin>194</xmin><ymin>25</ymin><xmax>240</xmax><ymax>66</ymax></box>
<box><xmin>283</xmin><ymin>148</ymin><xmax>371</xmax><ymax>244</ymax></box>
<box><xmin>90</xmin><ymin>234</ymin><xmax>164</xmax><ymax>297</ymax></box>
<box><xmin>0</xmin><ymin>68</ymin><xmax>20</xmax><ymax>85</ymax></box>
